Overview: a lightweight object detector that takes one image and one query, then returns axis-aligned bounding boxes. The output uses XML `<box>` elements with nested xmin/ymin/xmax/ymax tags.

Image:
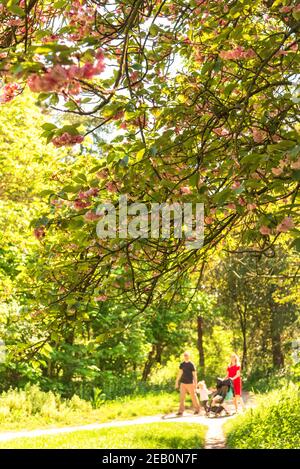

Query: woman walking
<box><xmin>226</xmin><ymin>353</ymin><xmax>245</xmax><ymax>413</ymax></box>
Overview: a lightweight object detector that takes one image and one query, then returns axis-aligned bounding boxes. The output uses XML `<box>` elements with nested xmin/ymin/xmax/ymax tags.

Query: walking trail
<box><xmin>0</xmin><ymin>392</ymin><xmax>256</xmax><ymax>449</ymax></box>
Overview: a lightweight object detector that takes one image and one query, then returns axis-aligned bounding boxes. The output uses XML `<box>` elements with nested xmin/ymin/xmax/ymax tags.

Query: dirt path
<box><xmin>0</xmin><ymin>392</ymin><xmax>256</xmax><ymax>448</ymax></box>
<box><xmin>204</xmin><ymin>390</ymin><xmax>256</xmax><ymax>449</ymax></box>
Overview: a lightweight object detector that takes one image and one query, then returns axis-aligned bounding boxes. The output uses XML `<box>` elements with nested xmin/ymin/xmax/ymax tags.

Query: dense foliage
<box><xmin>0</xmin><ymin>1</ymin><xmax>299</xmax><ymax>401</ymax></box>
<box><xmin>225</xmin><ymin>382</ymin><xmax>300</xmax><ymax>448</ymax></box>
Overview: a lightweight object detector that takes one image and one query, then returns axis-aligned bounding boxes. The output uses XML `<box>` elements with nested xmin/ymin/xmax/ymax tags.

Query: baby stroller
<box><xmin>207</xmin><ymin>378</ymin><xmax>234</xmax><ymax>417</ymax></box>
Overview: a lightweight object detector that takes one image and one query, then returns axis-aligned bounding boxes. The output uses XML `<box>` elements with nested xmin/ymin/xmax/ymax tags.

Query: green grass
<box><xmin>0</xmin><ymin>385</ymin><xmax>183</xmax><ymax>432</ymax></box>
<box><xmin>0</xmin><ymin>423</ymin><xmax>206</xmax><ymax>449</ymax></box>
<box><xmin>224</xmin><ymin>383</ymin><xmax>300</xmax><ymax>449</ymax></box>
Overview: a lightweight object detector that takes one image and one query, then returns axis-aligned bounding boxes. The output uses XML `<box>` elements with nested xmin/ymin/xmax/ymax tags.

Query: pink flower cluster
<box><xmin>252</xmin><ymin>128</ymin><xmax>267</xmax><ymax>143</ymax></box>
<box><xmin>78</xmin><ymin>188</ymin><xmax>99</xmax><ymax>199</ymax></box>
<box><xmin>96</xmin><ymin>169</ymin><xmax>109</xmax><ymax>180</ymax></box>
<box><xmin>291</xmin><ymin>158</ymin><xmax>300</xmax><ymax>170</ymax></box>
<box><xmin>276</xmin><ymin>217</ymin><xmax>295</xmax><ymax>233</ymax></box>
<box><xmin>73</xmin><ymin>187</ymin><xmax>99</xmax><ymax>212</ymax></box>
<box><xmin>180</xmin><ymin>186</ymin><xmax>192</xmax><ymax>195</ymax></box>
<box><xmin>67</xmin><ymin>0</ymin><xmax>96</xmax><ymax>40</ymax></box>
<box><xmin>94</xmin><ymin>295</ymin><xmax>108</xmax><ymax>302</ymax></box>
<box><xmin>260</xmin><ymin>217</ymin><xmax>295</xmax><ymax>236</ymax></box>
<box><xmin>220</xmin><ymin>46</ymin><xmax>255</xmax><ymax>60</ymax></box>
<box><xmin>260</xmin><ymin>225</ymin><xmax>271</xmax><ymax>236</ymax></box>
<box><xmin>84</xmin><ymin>210</ymin><xmax>101</xmax><ymax>222</ymax></box>
<box><xmin>51</xmin><ymin>132</ymin><xmax>84</xmax><ymax>147</ymax></box>
<box><xmin>28</xmin><ymin>51</ymin><xmax>105</xmax><ymax>95</ymax></box>
<box><xmin>213</xmin><ymin>127</ymin><xmax>230</xmax><ymax>136</ymax></box>
<box><xmin>0</xmin><ymin>83</ymin><xmax>21</xmax><ymax>103</ymax></box>
<box><xmin>34</xmin><ymin>226</ymin><xmax>46</xmax><ymax>240</ymax></box>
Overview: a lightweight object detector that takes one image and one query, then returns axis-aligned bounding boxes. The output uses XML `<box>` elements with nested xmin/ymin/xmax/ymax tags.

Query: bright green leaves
<box><xmin>41</xmin><ymin>122</ymin><xmax>83</xmax><ymax>144</ymax></box>
<box><xmin>6</xmin><ymin>0</ymin><xmax>25</xmax><ymax>17</ymax></box>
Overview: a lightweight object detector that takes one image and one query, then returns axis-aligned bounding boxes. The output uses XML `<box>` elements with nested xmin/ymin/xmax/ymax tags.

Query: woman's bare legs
<box><xmin>235</xmin><ymin>394</ymin><xmax>245</xmax><ymax>411</ymax></box>
<box><xmin>233</xmin><ymin>396</ymin><xmax>238</xmax><ymax>412</ymax></box>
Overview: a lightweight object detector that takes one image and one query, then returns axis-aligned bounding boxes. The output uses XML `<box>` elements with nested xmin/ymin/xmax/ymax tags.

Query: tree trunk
<box><xmin>271</xmin><ymin>332</ymin><xmax>284</xmax><ymax>368</ymax></box>
<box><xmin>238</xmin><ymin>306</ymin><xmax>247</xmax><ymax>371</ymax></box>
<box><xmin>141</xmin><ymin>345</ymin><xmax>156</xmax><ymax>381</ymax></box>
<box><xmin>270</xmin><ymin>316</ymin><xmax>284</xmax><ymax>368</ymax></box>
<box><xmin>197</xmin><ymin>316</ymin><xmax>205</xmax><ymax>377</ymax></box>
<box><xmin>62</xmin><ymin>328</ymin><xmax>74</xmax><ymax>384</ymax></box>
<box><xmin>155</xmin><ymin>343</ymin><xmax>163</xmax><ymax>365</ymax></box>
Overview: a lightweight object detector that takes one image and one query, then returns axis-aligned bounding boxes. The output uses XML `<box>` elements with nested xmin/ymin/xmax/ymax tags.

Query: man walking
<box><xmin>175</xmin><ymin>351</ymin><xmax>200</xmax><ymax>415</ymax></box>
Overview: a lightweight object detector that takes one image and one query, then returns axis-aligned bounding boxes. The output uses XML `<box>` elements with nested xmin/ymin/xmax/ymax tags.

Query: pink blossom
<box><xmin>238</xmin><ymin>197</ymin><xmax>246</xmax><ymax>206</ymax></box>
<box><xmin>180</xmin><ymin>186</ymin><xmax>192</xmax><ymax>195</ymax></box>
<box><xmin>78</xmin><ymin>190</ymin><xmax>87</xmax><ymax>199</ymax></box>
<box><xmin>247</xmin><ymin>203</ymin><xmax>257</xmax><ymax>211</ymax></box>
<box><xmin>94</xmin><ymin>295</ymin><xmax>108</xmax><ymax>302</ymax></box>
<box><xmin>251</xmin><ymin>172</ymin><xmax>262</xmax><ymax>180</ymax></box>
<box><xmin>276</xmin><ymin>217</ymin><xmax>295</xmax><ymax>233</ymax></box>
<box><xmin>51</xmin><ymin>133</ymin><xmax>84</xmax><ymax>148</ymax></box>
<box><xmin>106</xmin><ymin>181</ymin><xmax>118</xmax><ymax>193</ymax></box>
<box><xmin>213</xmin><ymin>127</ymin><xmax>230</xmax><ymax>136</ymax></box>
<box><xmin>231</xmin><ymin>181</ymin><xmax>241</xmax><ymax>190</ymax></box>
<box><xmin>73</xmin><ymin>199</ymin><xmax>91</xmax><ymax>211</ymax></box>
<box><xmin>227</xmin><ymin>203</ymin><xmax>236</xmax><ymax>210</ymax></box>
<box><xmin>280</xmin><ymin>6</ymin><xmax>292</xmax><ymax>13</ymax></box>
<box><xmin>96</xmin><ymin>169</ymin><xmax>109</xmax><ymax>180</ymax></box>
<box><xmin>220</xmin><ymin>46</ymin><xmax>255</xmax><ymax>60</ymax></box>
<box><xmin>271</xmin><ymin>134</ymin><xmax>281</xmax><ymax>142</ymax></box>
<box><xmin>84</xmin><ymin>187</ymin><xmax>99</xmax><ymax>197</ymax></box>
<box><xmin>113</xmin><ymin>110</ymin><xmax>124</xmax><ymax>120</ymax></box>
<box><xmin>27</xmin><ymin>55</ymin><xmax>105</xmax><ymax>95</ymax></box>
<box><xmin>271</xmin><ymin>167</ymin><xmax>283</xmax><ymax>176</ymax></box>
<box><xmin>291</xmin><ymin>158</ymin><xmax>300</xmax><ymax>170</ymax></box>
<box><xmin>95</xmin><ymin>49</ymin><xmax>105</xmax><ymax>61</ymax></box>
<box><xmin>34</xmin><ymin>226</ymin><xmax>46</xmax><ymax>240</ymax></box>
<box><xmin>205</xmin><ymin>216</ymin><xmax>214</xmax><ymax>225</ymax></box>
<box><xmin>260</xmin><ymin>225</ymin><xmax>271</xmax><ymax>235</ymax></box>
<box><xmin>84</xmin><ymin>211</ymin><xmax>101</xmax><ymax>222</ymax></box>
<box><xmin>0</xmin><ymin>83</ymin><xmax>21</xmax><ymax>103</ymax></box>
<box><xmin>28</xmin><ymin>65</ymin><xmax>69</xmax><ymax>93</ymax></box>
<box><xmin>81</xmin><ymin>60</ymin><xmax>105</xmax><ymax>79</ymax></box>
<box><xmin>252</xmin><ymin>128</ymin><xmax>267</xmax><ymax>143</ymax></box>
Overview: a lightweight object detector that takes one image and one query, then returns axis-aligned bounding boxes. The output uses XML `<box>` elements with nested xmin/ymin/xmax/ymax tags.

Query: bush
<box><xmin>0</xmin><ymin>384</ymin><xmax>91</xmax><ymax>422</ymax></box>
<box><xmin>244</xmin><ymin>363</ymin><xmax>300</xmax><ymax>393</ymax></box>
<box><xmin>225</xmin><ymin>383</ymin><xmax>300</xmax><ymax>449</ymax></box>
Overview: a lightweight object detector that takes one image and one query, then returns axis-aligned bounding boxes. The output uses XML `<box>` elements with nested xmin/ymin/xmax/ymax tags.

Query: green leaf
<box><xmin>291</xmin><ymin>170</ymin><xmax>300</xmax><ymax>181</ymax></box>
<box><xmin>136</xmin><ymin>148</ymin><xmax>146</xmax><ymax>162</ymax></box>
<box><xmin>7</xmin><ymin>0</ymin><xmax>25</xmax><ymax>17</ymax></box>
<box><xmin>41</xmin><ymin>123</ymin><xmax>57</xmax><ymax>131</ymax></box>
<box><xmin>62</xmin><ymin>185</ymin><xmax>80</xmax><ymax>193</ymax></box>
<box><xmin>213</xmin><ymin>188</ymin><xmax>232</xmax><ymax>205</ymax></box>
<box><xmin>291</xmin><ymin>238</ymin><xmax>300</xmax><ymax>252</ymax></box>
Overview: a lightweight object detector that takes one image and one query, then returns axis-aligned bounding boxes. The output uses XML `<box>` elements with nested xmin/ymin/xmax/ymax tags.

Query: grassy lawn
<box><xmin>0</xmin><ymin>423</ymin><xmax>206</xmax><ymax>449</ymax></box>
<box><xmin>0</xmin><ymin>390</ymin><xmax>183</xmax><ymax>432</ymax></box>
<box><xmin>224</xmin><ymin>384</ymin><xmax>300</xmax><ymax>449</ymax></box>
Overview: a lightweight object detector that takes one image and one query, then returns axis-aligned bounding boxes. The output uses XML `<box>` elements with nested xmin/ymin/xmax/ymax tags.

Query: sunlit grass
<box><xmin>224</xmin><ymin>384</ymin><xmax>300</xmax><ymax>449</ymax></box>
<box><xmin>0</xmin><ymin>386</ymin><xmax>182</xmax><ymax>432</ymax></box>
<box><xmin>0</xmin><ymin>422</ymin><xmax>206</xmax><ymax>449</ymax></box>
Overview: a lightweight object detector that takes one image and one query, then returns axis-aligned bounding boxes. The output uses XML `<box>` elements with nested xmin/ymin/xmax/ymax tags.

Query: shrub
<box><xmin>225</xmin><ymin>384</ymin><xmax>300</xmax><ymax>449</ymax></box>
<box><xmin>68</xmin><ymin>394</ymin><xmax>92</xmax><ymax>412</ymax></box>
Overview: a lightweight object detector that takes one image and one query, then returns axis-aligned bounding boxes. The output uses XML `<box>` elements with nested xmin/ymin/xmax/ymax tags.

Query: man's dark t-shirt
<box><xmin>179</xmin><ymin>361</ymin><xmax>196</xmax><ymax>384</ymax></box>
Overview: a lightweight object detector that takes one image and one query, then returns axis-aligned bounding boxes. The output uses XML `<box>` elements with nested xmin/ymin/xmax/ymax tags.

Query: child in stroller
<box><xmin>207</xmin><ymin>378</ymin><xmax>234</xmax><ymax>417</ymax></box>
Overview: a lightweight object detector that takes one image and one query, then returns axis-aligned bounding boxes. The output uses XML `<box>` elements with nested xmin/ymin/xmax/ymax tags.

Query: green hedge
<box><xmin>225</xmin><ymin>384</ymin><xmax>300</xmax><ymax>449</ymax></box>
